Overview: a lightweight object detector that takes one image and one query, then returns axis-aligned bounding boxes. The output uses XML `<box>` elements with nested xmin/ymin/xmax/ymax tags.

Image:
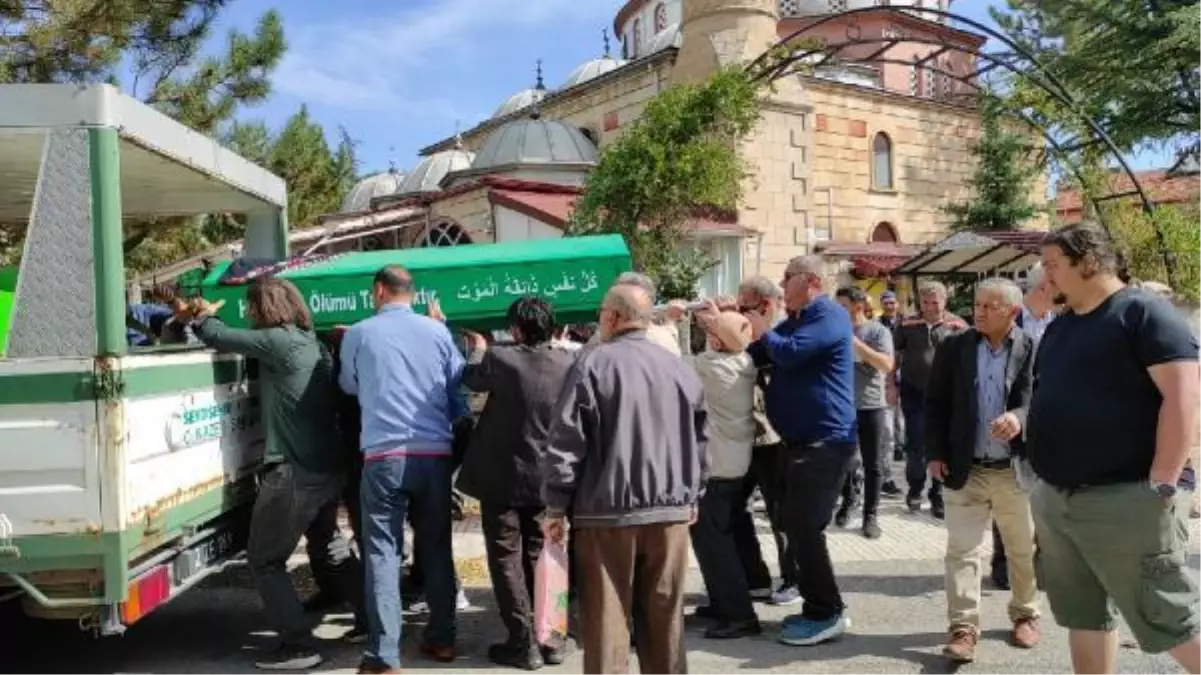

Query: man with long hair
<box><xmin>338</xmin><ymin>265</ymin><xmax>466</xmax><ymax>674</ymax></box>
<box><xmin>183</xmin><ymin>278</ymin><xmax>363</xmax><ymax>671</ymax></box>
<box><xmin>455</xmin><ymin>297</ymin><xmax>576</xmax><ymax>669</ymax></box>
<box><xmin>1028</xmin><ymin>223</ymin><xmax>1199</xmax><ymax>674</ymax></box>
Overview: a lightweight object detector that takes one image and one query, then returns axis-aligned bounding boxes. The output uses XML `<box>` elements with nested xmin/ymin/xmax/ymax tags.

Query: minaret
<box><xmin>673</xmin><ymin>0</ymin><xmax>781</xmax><ymax>84</ymax></box>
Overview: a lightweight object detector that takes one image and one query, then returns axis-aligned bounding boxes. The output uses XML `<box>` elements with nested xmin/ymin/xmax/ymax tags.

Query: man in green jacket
<box><xmin>184</xmin><ymin>279</ymin><xmax>363</xmax><ymax>671</ymax></box>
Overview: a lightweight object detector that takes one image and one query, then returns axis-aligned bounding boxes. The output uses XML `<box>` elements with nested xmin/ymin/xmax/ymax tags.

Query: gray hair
<box><xmin>739</xmin><ymin>276</ymin><xmax>782</xmax><ymax>301</ymax></box>
<box><xmin>786</xmin><ymin>255</ymin><xmax>833</xmax><ymax>290</ymax></box>
<box><xmin>605</xmin><ymin>287</ymin><xmax>654</xmax><ymax>326</ymax></box>
<box><xmin>1022</xmin><ymin>263</ymin><xmax>1045</xmax><ymax>293</ymax></box>
<box><xmin>615</xmin><ymin>272</ymin><xmax>657</xmax><ymax>301</ymax></box>
<box><xmin>918</xmin><ymin>280</ymin><xmax>949</xmax><ymax>300</ymax></box>
<box><xmin>976</xmin><ymin>278</ymin><xmax>1024</xmax><ymax>309</ymax></box>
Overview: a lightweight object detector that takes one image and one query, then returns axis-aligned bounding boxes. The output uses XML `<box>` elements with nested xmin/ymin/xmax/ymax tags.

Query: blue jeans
<box><xmin>900</xmin><ymin>382</ymin><xmax>941</xmax><ymax>503</ymax></box>
<box><xmin>361</xmin><ymin>455</ymin><xmax>456</xmax><ymax>668</ymax></box>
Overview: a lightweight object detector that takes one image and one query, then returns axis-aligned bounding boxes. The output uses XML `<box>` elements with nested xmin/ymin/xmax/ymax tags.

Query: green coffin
<box><xmin>200</xmin><ymin>235</ymin><xmax>632</xmax><ymax>331</ymax></box>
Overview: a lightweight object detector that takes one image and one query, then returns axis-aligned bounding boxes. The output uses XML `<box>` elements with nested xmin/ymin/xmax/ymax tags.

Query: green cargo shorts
<box><xmin>1030</xmin><ymin>480</ymin><xmax>1199</xmax><ymax>653</ymax></box>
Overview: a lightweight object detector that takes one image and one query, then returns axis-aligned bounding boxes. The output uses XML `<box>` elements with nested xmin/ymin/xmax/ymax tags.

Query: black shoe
<box><xmin>881</xmin><ymin>481</ymin><xmax>903</xmax><ymax>497</ymax></box>
<box><xmin>692</xmin><ymin>604</ymin><xmax>722</xmax><ymax>620</ymax></box>
<box><xmin>301</xmin><ymin>591</ymin><xmax>342</xmax><ymax>614</ymax></box>
<box><xmin>254</xmin><ymin>644</ymin><xmax>323</xmax><ymax>670</ymax></box>
<box><xmin>906</xmin><ymin>495</ymin><xmax>922</xmax><ymax>513</ymax></box>
<box><xmin>343</xmin><ymin>623</ymin><xmax>368</xmax><ymax>644</ymax></box>
<box><xmin>834</xmin><ymin>504</ymin><xmax>851</xmax><ymax>528</ymax></box>
<box><xmin>540</xmin><ymin>643</ymin><xmax>569</xmax><ymax>666</ymax></box>
<box><xmin>930</xmin><ymin>500</ymin><xmax>946</xmax><ymax>520</ymax></box>
<box><xmin>704</xmin><ymin>618</ymin><xmax>762</xmax><ymax>639</ymax></box>
<box><xmin>488</xmin><ymin>643</ymin><xmax>543</xmax><ymax>670</ymax></box>
<box><xmin>862</xmin><ymin>517</ymin><xmax>882</xmax><ymax>539</ymax></box>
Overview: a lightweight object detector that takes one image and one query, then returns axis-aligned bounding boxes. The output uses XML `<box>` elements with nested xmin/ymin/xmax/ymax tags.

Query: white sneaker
<box><xmin>770</xmin><ymin>585</ymin><xmax>802</xmax><ymax>606</ymax></box>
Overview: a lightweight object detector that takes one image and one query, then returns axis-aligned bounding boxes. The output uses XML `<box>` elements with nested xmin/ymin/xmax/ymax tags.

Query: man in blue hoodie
<box><xmin>746</xmin><ymin>255</ymin><xmax>857</xmax><ymax>648</ymax></box>
<box><xmin>339</xmin><ymin>266</ymin><xmax>467</xmax><ymax>674</ymax></box>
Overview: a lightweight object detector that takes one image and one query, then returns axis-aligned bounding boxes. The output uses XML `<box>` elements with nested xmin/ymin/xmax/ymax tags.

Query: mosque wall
<box><xmin>431</xmin><ymin>189</ymin><xmax>495</xmax><ymax>243</ymax></box>
<box><xmin>544</xmin><ymin>58</ymin><xmax>675</xmax><ymax>148</ymax></box>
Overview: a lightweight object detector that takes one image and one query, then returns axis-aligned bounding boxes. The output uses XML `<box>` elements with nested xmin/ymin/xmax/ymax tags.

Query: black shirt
<box><xmin>1027</xmin><ymin>288</ymin><xmax>1198</xmax><ymax>488</ymax></box>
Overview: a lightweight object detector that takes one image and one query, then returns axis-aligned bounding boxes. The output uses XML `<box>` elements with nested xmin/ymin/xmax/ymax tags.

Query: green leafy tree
<box><xmin>1104</xmin><ymin>202</ymin><xmax>1200</xmax><ymax>303</ymax></box>
<box><xmin>569</xmin><ymin>67</ymin><xmax>763</xmax><ymax>299</ymax></box>
<box><xmin>943</xmin><ymin>98</ymin><xmax>1043</xmax><ymax>231</ymax></box>
<box><xmin>992</xmin><ymin>0</ymin><xmax>1200</xmax><ymax>167</ymax></box>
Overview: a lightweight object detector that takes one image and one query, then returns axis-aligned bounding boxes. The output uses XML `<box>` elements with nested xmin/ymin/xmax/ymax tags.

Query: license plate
<box><xmin>173</xmin><ymin>528</ymin><xmax>240</xmax><ymax>583</ymax></box>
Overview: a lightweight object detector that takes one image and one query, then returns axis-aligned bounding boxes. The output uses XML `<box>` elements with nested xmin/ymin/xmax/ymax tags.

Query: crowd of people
<box><xmin>166</xmin><ymin>221</ymin><xmax>1198</xmax><ymax>675</ymax></box>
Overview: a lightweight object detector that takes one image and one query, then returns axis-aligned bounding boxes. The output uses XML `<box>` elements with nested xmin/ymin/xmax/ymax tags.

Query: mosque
<box><xmin>288</xmin><ymin>0</ymin><xmax>1013</xmax><ymax>298</ymax></box>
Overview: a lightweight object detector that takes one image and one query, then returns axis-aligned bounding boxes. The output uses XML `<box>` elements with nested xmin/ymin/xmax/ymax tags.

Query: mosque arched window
<box><xmin>422</xmin><ymin>221</ymin><xmax>472</xmax><ymax>247</ymax></box>
<box><xmin>632</xmin><ymin>18</ymin><xmax>643</xmax><ymax>57</ymax></box>
<box><xmin>871</xmin><ymin>221</ymin><xmax>899</xmax><ymax>243</ymax></box>
<box><xmin>653</xmin><ymin>3</ymin><xmax>668</xmax><ymax>33</ymax></box>
<box><xmin>871</xmin><ymin>132</ymin><xmax>894</xmax><ymax>191</ymax></box>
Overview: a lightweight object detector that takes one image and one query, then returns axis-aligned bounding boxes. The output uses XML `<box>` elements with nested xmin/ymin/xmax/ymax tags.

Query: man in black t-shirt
<box><xmin>1027</xmin><ymin>223</ymin><xmax>1199</xmax><ymax>674</ymax></box>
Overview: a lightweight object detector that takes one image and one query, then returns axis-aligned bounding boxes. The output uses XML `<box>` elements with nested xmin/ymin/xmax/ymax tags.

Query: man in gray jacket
<box><xmin>541</xmin><ymin>283</ymin><xmax>709</xmax><ymax>674</ymax></box>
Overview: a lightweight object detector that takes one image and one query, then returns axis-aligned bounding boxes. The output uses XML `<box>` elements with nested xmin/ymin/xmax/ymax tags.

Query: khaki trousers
<box><xmin>944</xmin><ymin>466</ymin><xmax>1040</xmax><ymax>629</ymax></box>
<box><xmin>575</xmin><ymin>522</ymin><xmax>690</xmax><ymax>674</ymax></box>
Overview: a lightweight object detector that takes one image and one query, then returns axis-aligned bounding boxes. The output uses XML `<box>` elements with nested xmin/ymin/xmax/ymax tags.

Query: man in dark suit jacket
<box><xmin>456</xmin><ymin>297</ymin><xmax>577</xmax><ymax>670</ymax></box>
<box><xmin>925</xmin><ymin>278</ymin><xmax>1041</xmax><ymax>664</ymax></box>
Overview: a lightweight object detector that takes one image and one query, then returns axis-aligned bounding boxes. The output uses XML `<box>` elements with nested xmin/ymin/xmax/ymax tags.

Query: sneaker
<box><xmin>254</xmin><ymin>644</ymin><xmax>323</xmax><ymax>670</ymax></box>
<box><xmin>540</xmin><ymin>642</ymin><xmax>569</xmax><ymax>666</ymax></box>
<box><xmin>456</xmin><ymin>588</ymin><xmax>472</xmax><ymax>611</ymax></box>
<box><xmin>778</xmin><ymin>614</ymin><xmax>850</xmax><ymax>646</ymax></box>
<box><xmin>862</xmin><ymin>517</ymin><xmax>882</xmax><ymax>539</ymax></box>
<box><xmin>420</xmin><ymin>642</ymin><xmax>456</xmax><ymax>663</ymax></box>
<box><xmin>881</xmin><ymin>481</ymin><xmax>903</xmax><ymax>497</ymax></box>
<box><xmin>906</xmin><ymin>495</ymin><xmax>922</xmax><ymax>513</ymax></box>
<box><xmin>770</xmin><ymin>585</ymin><xmax>802</xmax><ymax>606</ymax></box>
<box><xmin>356</xmin><ymin>658</ymin><xmax>400</xmax><ymax>674</ymax></box>
<box><xmin>749</xmin><ymin>586</ymin><xmax>773</xmax><ymax>601</ymax></box>
<box><xmin>942</xmin><ymin>626</ymin><xmax>978</xmax><ymax>662</ymax></box>
<box><xmin>930</xmin><ymin>500</ymin><xmax>946</xmax><ymax>520</ymax></box>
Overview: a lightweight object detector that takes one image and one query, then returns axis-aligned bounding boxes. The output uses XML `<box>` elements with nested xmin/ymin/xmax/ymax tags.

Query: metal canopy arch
<box><xmin>745</xmin><ymin>6</ymin><xmax>1179</xmax><ymax>287</ymax></box>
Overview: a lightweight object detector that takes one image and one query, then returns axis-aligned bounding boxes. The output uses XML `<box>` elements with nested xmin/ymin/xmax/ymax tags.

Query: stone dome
<box><xmin>470</xmin><ymin>115</ymin><xmax>598</xmax><ymax>173</ymax></box>
<box><xmin>646</xmin><ymin>23</ymin><xmax>683</xmax><ymax>53</ymax></box>
<box><xmin>562</xmin><ymin>56</ymin><xmax>627</xmax><ymax>88</ymax></box>
<box><xmin>400</xmin><ymin>146</ymin><xmax>476</xmax><ymax>195</ymax></box>
<box><xmin>341</xmin><ymin>169</ymin><xmax>406</xmax><ymax>213</ymax></box>
<box><xmin>492</xmin><ymin>87</ymin><xmax>549</xmax><ymax>119</ymax></box>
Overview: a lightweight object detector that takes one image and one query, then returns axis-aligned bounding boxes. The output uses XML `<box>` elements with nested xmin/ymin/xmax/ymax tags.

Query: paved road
<box><xmin>3</xmin><ymin>500</ymin><xmax>1196</xmax><ymax>674</ymax></box>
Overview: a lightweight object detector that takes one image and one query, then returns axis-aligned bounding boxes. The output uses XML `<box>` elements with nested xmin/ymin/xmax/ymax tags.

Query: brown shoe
<box><xmin>1011</xmin><ymin>617</ymin><xmax>1041</xmax><ymax>648</ymax></box>
<box><xmin>420</xmin><ymin>643</ymin><xmax>456</xmax><ymax>663</ymax></box>
<box><xmin>942</xmin><ymin>627</ymin><xmax>978</xmax><ymax>662</ymax></box>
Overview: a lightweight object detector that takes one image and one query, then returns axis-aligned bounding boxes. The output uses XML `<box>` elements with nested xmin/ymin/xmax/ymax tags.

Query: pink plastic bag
<box><xmin>534</xmin><ymin>538</ymin><xmax>570</xmax><ymax>645</ymax></box>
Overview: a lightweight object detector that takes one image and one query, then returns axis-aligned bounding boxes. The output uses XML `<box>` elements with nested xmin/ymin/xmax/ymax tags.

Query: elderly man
<box><xmin>542</xmin><ymin>283</ymin><xmax>708</xmax><ymax>674</ymax></box>
<box><xmin>1029</xmin><ymin>223</ymin><xmax>1199</xmax><ymax>674</ymax></box>
<box><xmin>736</xmin><ymin>276</ymin><xmax>801</xmax><ymax>605</ymax></box>
<box><xmin>893</xmin><ymin>281</ymin><xmax>967</xmax><ymax>519</ymax></box>
<box><xmin>1019</xmin><ymin>263</ymin><xmax>1057</xmax><ymax>343</ymax></box>
<box><xmin>339</xmin><ymin>266</ymin><xmax>467</xmax><ymax>673</ymax></box>
<box><xmin>746</xmin><ymin>255</ymin><xmax>856</xmax><ymax>646</ymax></box>
<box><xmin>926</xmin><ymin>278</ymin><xmax>1040</xmax><ymax>663</ymax></box>
<box><xmin>592</xmin><ymin>272</ymin><xmax>683</xmax><ymax>356</ymax></box>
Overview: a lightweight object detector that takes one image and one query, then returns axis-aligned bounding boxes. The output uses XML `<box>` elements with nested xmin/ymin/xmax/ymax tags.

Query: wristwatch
<box><xmin>1150</xmin><ymin>479</ymin><xmax>1178</xmax><ymax>499</ymax></box>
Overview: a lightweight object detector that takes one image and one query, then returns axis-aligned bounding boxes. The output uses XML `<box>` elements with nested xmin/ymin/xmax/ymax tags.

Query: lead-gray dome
<box><xmin>400</xmin><ymin>147</ymin><xmax>476</xmax><ymax>195</ymax></box>
<box><xmin>562</xmin><ymin>56</ymin><xmax>626</xmax><ymax>88</ymax></box>
<box><xmin>470</xmin><ymin>115</ymin><xmax>598</xmax><ymax>172</ymax></box>
<box><xmin>492</xmin><ymin>87</ymin><xmax>549</xmax><ymax>119</ymax></box>
<box><xmin>341</xmin><ymin>169</ymin><xmax>406</xmax><ymax>212</ymax></box>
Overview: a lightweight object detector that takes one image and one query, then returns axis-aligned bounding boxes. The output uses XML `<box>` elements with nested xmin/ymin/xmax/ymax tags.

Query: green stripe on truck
<box><xmin>0</xmin><ymin>358</ymin><xmax>252</xmax><ymax>405</ymax></box>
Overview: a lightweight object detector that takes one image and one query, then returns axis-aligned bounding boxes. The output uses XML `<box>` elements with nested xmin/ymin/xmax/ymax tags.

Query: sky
<box><xmin>208</xmin><ymin>0</ymin><xmax>1173</xmax><ymax>177</ymax></box>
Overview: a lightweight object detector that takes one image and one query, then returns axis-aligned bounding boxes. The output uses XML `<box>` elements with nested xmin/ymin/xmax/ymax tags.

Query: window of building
<box><xmin>908</xmin><ymin>58</ymin><xmax>919</xmax><ymax>96</ymax></box>
<box><xmin>632</xmin><ymin>18</ymin><xmax>643</xmax><ymax>58</ymax></box>
<box><xmin>654</xmin><ymin>3</ymin><xmax>668</xmax><ymax>33</ymax></box>
<box><xmin>871</xmin><ymin>221</ymin><xmax>899</xmax><ymax>243</ymax></box>
<box><xmin>828</xmin><ymin>0</ymin><xmax>848</xmax><ymax>11</ymax></box>
<box><xmin>871</xmin><ymin>132</ymin><xmax>894</xmax><ymax>191</ymax></box>
<box><xmin>422</xmin><ymin>221</ymin><xmax>472</xmax><ymax>247</ymax></box>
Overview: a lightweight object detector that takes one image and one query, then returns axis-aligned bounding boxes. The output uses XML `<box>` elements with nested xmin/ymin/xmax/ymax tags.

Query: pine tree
<box><xmin>943</xmin><ymin>99</ymin><xmax>1042</xmax><ymax>231</ymax></box>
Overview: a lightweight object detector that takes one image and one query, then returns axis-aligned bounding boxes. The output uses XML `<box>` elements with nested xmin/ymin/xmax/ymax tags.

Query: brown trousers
<box><xmin>575</xmin><ymin>522</ymin><xmax>690</xmax><ymax>674</ymax></box>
